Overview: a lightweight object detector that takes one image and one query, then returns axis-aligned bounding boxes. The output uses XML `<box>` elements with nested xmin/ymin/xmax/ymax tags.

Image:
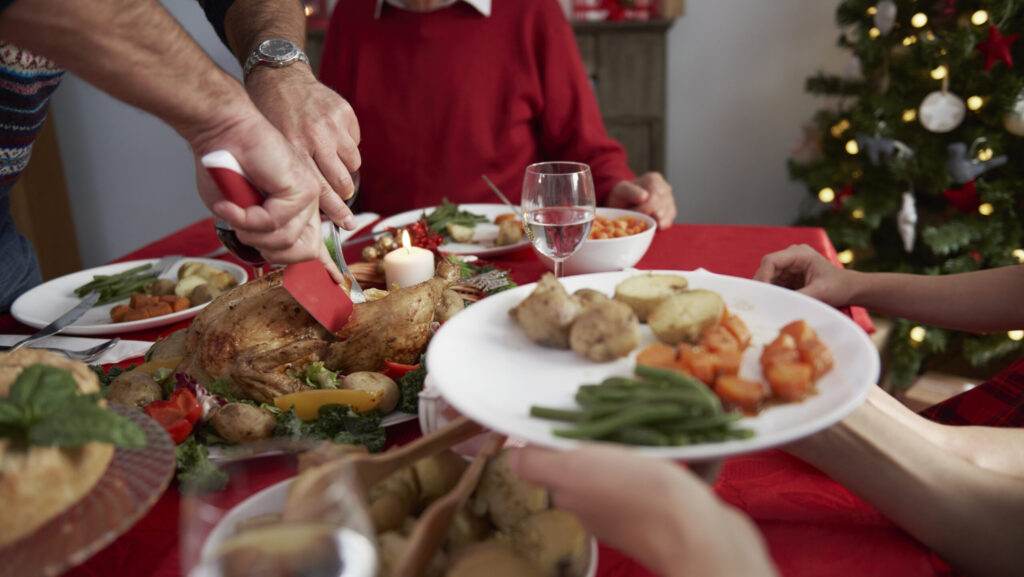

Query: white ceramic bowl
<box><xmin>535</xmin><ymin>207</ymin><xmax>656</xmax><ymax>276</ymax></box>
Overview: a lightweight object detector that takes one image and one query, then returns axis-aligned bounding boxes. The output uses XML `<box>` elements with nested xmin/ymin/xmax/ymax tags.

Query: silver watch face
<box><xmin>258</xmin><ymin>39</ymin><xmax>299</xmax><ymax>63</ymax></box>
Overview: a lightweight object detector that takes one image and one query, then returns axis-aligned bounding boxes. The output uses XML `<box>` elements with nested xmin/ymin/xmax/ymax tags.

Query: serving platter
<box><xmin>372</xmin><ymin>203</ymin><xmax>531</xmax><ymax>257</ymax></box>
<box><xmin>11</xmin><ymin>258</ymin><xmax>248</xmax><ymax>336</ymax></box>
<box><xmin>426</xmin><ymin>269</ymin><xmax>880</xmax><ymax>461</ymax></box>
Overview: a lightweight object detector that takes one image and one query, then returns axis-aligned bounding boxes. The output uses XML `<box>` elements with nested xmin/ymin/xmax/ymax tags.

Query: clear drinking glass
<box><xmin>521</xmin><ymin>161</ymin><xmax>596</xmax><ymax>277</ymax></box>
<box><xmin>182</xmin><ymin>452</ymin><xmax>378</xmax><ymax>577</ymax></box>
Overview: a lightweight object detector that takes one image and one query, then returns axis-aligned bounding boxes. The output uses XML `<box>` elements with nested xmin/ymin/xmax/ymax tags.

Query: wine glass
<box><xmin>214</xmin><ymin>220</ymin><xmax>268</xmax><ymax>279</ymax></box>
<box><xmin>182</xmin><ymin>451</ymin><xmax>378</xmax><ymax>577</ymax></box>
<box><xmin>521</xmin><ymin>161</ymin><xmax>596</xmax><ymax>277</ymax></box>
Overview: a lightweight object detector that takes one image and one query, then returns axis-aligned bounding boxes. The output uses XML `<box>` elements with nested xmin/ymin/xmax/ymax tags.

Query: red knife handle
<box><xmin>200</xmin><ymin>150</ymin><xmax>264</xmax><ymax>208</ymax></box>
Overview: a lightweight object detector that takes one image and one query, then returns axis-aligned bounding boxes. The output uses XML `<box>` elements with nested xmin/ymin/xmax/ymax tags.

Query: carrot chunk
<box><xmin>714</xmin><ymin>375</ymin><xmax>766</xmax><ymax>412</ymax></box>
<box><xmin>765</xmin><ymin>361</ymin><xmax>815</xmax><ymax>401</ymax></box>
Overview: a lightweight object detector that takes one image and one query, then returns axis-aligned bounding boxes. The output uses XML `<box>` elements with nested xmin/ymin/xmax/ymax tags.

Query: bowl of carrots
<box><xmin>536</xmin><ymin>207</ymin><xmax>656</xmax><ymax>275</ymax></box>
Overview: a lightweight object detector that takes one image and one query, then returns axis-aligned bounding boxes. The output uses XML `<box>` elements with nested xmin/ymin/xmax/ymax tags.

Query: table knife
<box><xmin>5</xmin><ymin>292</ymin><xmax>101</xmax><ymax>352</ymax></box>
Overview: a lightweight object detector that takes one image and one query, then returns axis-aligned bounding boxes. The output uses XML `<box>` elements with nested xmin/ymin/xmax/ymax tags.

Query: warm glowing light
<box><xmin>852</xmin><ymin>169</ymin><xmax>864</xmax><ymax>179</ymax></box>
<box><xmin>902</xmin><ymin>35</ymin><xmax>918</xmax><ymax>46</ymax></box>
<box><xmin>911</xmin><ymin>12</ymin><xmax>928</xmax><ymax>28</ymax></box>
<box><xmin>867</xmin><ymin>6</ymin><xmax>878</xmax><ymax>15</ymax></box>
<box><xmin>869</xmin><ymin>27</ymin><xmax>881</xmax><ymax>39</ymax></box>
<box><xmin>401</xmin><ymin>229</ymin><xmax>413</xmax><ymax>250</ymax></box>
<box><xmin>1013</xmin><ymin>248</ymin><xmax>1024</xmax><ymax>262</ymax></box>
<box><xmin>909</xmin><ymin>326</ymin><xmax>927</xmax><ymax>342</ymax></box>
<box><xmin>902</xmin><ymin>108</ymin><xmax>917</xmax><ymax>122</ymax></box>
<box><xmin>979</xmin><ymin>203</ymin><xmax>994</xmax><ymax>216</ymax></box>
<box><xmin>971</xmin><ymin>10</ymin><xmax>989</xmax><ymax>25</ymax></box>
<box><xmin>846</xmin><ymin>139</ymin><xmax>860</xmax><ymax>155</ymax></box>
<box><xmin>967</xmin><ymin>95</ymin><xmax>984</xmax><ymax>111</ymax></box>
<box><xmin>830</xmin><ymin>119</ymin><xmax>851</xmax><ymax>138</ymax></box>
<box><xmin>925</xmin><ymin>31</ymin><xmax>936</xmax><ymax>41</ymax></box>
<box><xmin>852</xmin><ymin>208</ymin><xmax>865</xmax><ymax>219</ymax></box>
<box><xmin>977</xmin><ymin>147</ymin><xmax>994</xmax><ymax>161</ymax></box>
<box><xmin>930</xmin><ymin>65</ymin><xmax>947</xmax><ymax>80</ymax></box>
<box><xmin>837</xmin><ymin>250</ymin><xmax>854</xmax><ymax>264</ymax></box>
<box><xmin>818</xmin><ymin>187</ymin><xmax>836</xmax><ymax>203</ymax></box>
<box><xmin>1009</xmin><ymin>330</ymin><xmax>1024</xmax><ymax>341</ymax></box>
<box><xmin>303</xmin><ymin>4</ymin><xmax>314</xmax><ymax>16</ymax></box>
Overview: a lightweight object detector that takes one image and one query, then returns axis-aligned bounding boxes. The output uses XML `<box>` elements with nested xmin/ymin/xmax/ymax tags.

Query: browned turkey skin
<box><xmin>177</xmin><ymin>260</ymin><xmax>460</xmax><ymax>403</ymax></box>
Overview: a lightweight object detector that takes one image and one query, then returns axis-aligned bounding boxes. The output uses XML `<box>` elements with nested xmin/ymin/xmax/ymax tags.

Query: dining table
<box><xmin>2</xmin><ymin>217</ymin><xmax>952</xmax><ymax>577</ymax></box>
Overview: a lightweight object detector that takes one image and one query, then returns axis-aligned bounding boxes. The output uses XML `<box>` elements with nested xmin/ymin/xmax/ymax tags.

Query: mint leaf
<box><xmin>29</xmin><ymin>401</ymin><xmax>146</xmax><ymax>448</ymax></box>
<box><xmin>9</xmin><ymin>364</ymin><xmax>79</xmax><ymax>420</ymax></box>
<box><xmin>0</xmin><ymin>400</ymin><xmax>23</xmax><ymax>426</ymax></box>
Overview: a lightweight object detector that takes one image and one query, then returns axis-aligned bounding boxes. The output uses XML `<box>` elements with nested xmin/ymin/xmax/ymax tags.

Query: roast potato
<box><xmin>507</xmin><ymin>510</ymin><xmax>589</xmax><ymax>577</ymax></box>
<box><xmin>648</xmin><ymin>289</ymin><xmax>725</xmax><ymax>345</ymax></box>
<box><xmin>414</xmin><ymin>450</ymin><xmax>469</xmax><ymax>503</ymax></box>
<box><xmin>148</xmin><ymin>328</ymin><xmax>187</xmax><ymax>361</ymax></box>
<box><xmin>435</xmin><ymin>289</ymin><xmax>465</xmax><ymax>323</ymax></box>
<box><xmin>446</xmin><ymin>541</ymin><xmax>545</xmax><ymax>577</ymax></box>
<box><xmin>472</xmin><ymin>451</ymin><xmax>549</xmax><ymax>531</ymax></box>
<box><xmin>210</xmin><ymin>403</ymin><xmax>278</xmax><ymax>444</ymax></box>
<box><xmin>495</xmin><ymin>218</ymin><xmax>523</xmax><ymax>247</ymax></box>
<box><xmin>613</xmin><ymin>273</ymin><xmax>690</xmax><ymax>322</ymax></box>
<box><xmin>509</xmin><ymin>273</ymin><xmax>581</xmax><ymax>349</ymax></box>
<box><xmin>106</xmin><ymin>370</ymin><xmax>163</xmax><ymax>409</ymax></box>
<box><xmin>573</xmin><ymin>288</ymin><xmax>609</xmax><ymax>308</ymax></box>
<box><xmin>568</xmin><ymin>299</ymin><xmax>640</xmax><ymax>362</ymax></box>
<box><xmin>342</xmin><ymin>372</ymin><xmax>400</xmax><ymax>414</ymax></box>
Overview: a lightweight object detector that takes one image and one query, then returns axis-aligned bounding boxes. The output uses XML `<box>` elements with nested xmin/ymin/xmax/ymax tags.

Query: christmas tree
<box><xmin>790</xmin><ymin>0</ymin><xmax>1024</xmax><ymax>388</ymax></box>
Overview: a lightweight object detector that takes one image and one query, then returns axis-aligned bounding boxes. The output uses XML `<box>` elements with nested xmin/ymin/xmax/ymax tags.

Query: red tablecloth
<box><xmin>5</xmin><ymin>218</ymin><xmax>941</xmax><ymax>577</ymax></box>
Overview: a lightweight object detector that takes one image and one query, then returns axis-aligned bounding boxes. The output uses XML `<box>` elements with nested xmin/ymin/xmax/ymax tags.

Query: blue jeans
<box><xmin>0</xmin><ymin>195</ymin><xmax>41</xmax><ymax>313</ymax></box>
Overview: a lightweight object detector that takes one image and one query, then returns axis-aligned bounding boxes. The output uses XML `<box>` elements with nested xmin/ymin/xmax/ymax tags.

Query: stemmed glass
<box><xmin>521</xmin><ymin>161</ymin><xmax>596</xmax><ymax>277</ymax></box>
<box><xmin>214</xmin><ymin>170</ymin><xmax>361</xmax><ymax>279</ymax></box>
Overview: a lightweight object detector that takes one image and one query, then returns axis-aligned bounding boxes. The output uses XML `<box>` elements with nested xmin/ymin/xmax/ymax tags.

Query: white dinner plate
<box><xmin>10</xmin><ymin>258</ymin><xmax>248</xmax><ymax>336</ymax></box>
<box><xmin>426</xmin><ymin>269</ymin><xmax>880</xmax><ymax>462</ymax></box>
<box><xmin>372</xmin><ymin>204</ymin><xmax>531</xmax><ymax>257</ymax></box>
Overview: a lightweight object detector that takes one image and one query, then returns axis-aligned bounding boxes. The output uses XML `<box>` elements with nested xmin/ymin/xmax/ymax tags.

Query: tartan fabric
<box><xmin>918</xmin><ymin>355</ymin><xmax>1024</xmax><ymax>427</ymax></box>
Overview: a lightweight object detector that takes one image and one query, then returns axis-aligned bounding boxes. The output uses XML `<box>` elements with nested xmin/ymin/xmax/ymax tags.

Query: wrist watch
<box><xmin>243</xmin><ymin>39</ymin><xmax>309</xmax><ymax>80</ymax></box>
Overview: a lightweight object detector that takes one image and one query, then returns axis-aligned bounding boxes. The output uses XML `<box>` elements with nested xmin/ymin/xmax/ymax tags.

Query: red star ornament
<box><xmin>975</xmin><ymin>25</ymin><xmax>1018</xmax><ymax>71</ymax></box>
<box><xmin>942</xmin><ymin>179</ymin><xmax>980</xmax><ymax>213</ymax></box>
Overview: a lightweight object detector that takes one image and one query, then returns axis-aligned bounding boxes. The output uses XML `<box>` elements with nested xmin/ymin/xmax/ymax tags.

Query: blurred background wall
<box><xmin>50</xmin><ymin>0</ymin><xmax>846</xmax><ymax>267</ymax></box>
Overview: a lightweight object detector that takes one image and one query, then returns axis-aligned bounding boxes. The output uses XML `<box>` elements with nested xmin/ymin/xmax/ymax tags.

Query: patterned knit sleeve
<box><xmin>197</xmin><ymin>0</ymin><xmax>238</xmax><ymax>48</ymax></box>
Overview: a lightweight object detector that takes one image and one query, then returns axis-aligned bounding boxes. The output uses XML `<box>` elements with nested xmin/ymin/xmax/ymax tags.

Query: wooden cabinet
<box><xmin>307</xmin><ymin>18</ymin><xmax>675</xmax><ymax>175</ymax></box>
<box><xmin>573</xmin><ymin>20</ymin><xmax>674</xmax><ymax>175</ymax></box>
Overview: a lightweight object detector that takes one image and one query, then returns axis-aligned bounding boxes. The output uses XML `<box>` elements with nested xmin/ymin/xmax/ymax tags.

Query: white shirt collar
<box><xmin>375</xmin><ymin>0</ymin><xmax>491</xmax><ymax>19</ymax></box>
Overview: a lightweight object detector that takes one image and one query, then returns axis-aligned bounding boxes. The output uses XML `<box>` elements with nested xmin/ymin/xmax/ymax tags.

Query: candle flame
<box><xmin>401</xmin><ymin>229</ymin><xmax>412</xmax><ymax>254</ymax></box>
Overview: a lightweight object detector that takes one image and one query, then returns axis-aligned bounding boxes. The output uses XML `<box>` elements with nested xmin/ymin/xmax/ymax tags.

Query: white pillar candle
<box><xmin>384</xmin><ymin>230</ymin><xmax>435</xmax><ymax>289</ymax></box>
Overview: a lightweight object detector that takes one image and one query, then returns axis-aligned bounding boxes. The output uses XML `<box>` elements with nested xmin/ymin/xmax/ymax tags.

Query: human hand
<box><xmin>190</xmin><ymin>110</ymin><xmax>344</xmax><ymax>284</ymax></box>
<box><xmin>607</xmin><ymin>172</ymin><xmax>676</xmax><ymax>230</ymax></box>
<box><xmin>246</xmin><ymin>65</ymin><xmax>361</xmax><ymax>231</ymax></box>
<box><xmin>509</xmin><ymin>444</ymin><xmax>776</xmax><ymax>577</ymax></box>
<box><xmin>753</xmin><ymin>244</ymin><xmax>857</xmax><ymax>307</ymax></box>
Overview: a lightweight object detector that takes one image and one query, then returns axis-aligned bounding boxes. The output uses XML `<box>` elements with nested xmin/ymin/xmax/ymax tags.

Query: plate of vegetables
<box><xmin>372</xmin><ymin>201</ymin><xmax>530</xmax><ymax>257</ymax></box>
<box><xmin>10</xmin><ymin>258</ymin><xmax>247</xmax><ymax>336</ymax></box>
<box><xmin>426</xmin><ymin>269</ymin><xmax>880</xmax><ymax>461</ymax></box>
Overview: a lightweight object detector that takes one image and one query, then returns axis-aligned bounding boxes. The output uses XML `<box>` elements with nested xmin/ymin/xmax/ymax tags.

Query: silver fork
<box><xmin>0</xmin><ymin>337</ymin><xmax>121</xmax><ymax>363</ymax></box>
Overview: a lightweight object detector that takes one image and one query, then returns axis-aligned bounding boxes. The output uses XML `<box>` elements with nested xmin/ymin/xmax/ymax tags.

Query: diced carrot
<box><xmin>765</xmin><ymin>361</ymin><xmax>815</xmax><ymax>401</ymax></box>
<box><xmin>699</xmin><ymin>324</ymin><xmax>740</xmax><ymax>354</ymax></box>
<box><xmin>721</xmin><ymin>315</ymin><xmax>751</xmax><ymax>350</ymax></box>
<box><xmin>780</xmin><ymin>320</ymin><xmax>817</xmax><ymax>344</ymax></box>
<box><xmin>130</xmin><ymin>293</ymin><xmax>157</xmax><ymax>308</ymax></box>
<box><xmin>798</xmin><ymin>337</ymin><xmax>834</xmax><ymax>379</ymax></box>
<box><xmin>636</xmin><ymin>342</ymin><xmax>679</xmax><ymax>370</ymax></box>
<box><xmin>494</xmin><ymin>213</ymin><xmax>519</xmax><ymax>225</ymax></box>
<box><xmin>760</xmin><ymin>334</ymin><xmax>800</xmax><ymax>370</ymax></box>
<box><xmin>713</xmin><ymin>349</ymin><xmax>743</xmax><ymax>376</ymax></box>
<box><xmin>144</xmin><ymin>302</ymin><xmax>174</xmax><ymax>318</ymax></box>
<box><xmin>110</xmin><ymin>304</ymin><xmax>131</xmax><ymax>323</ymax></box>
<box><xmin>124</xmin><ymin>309</ymin><xmax>149</xmax><ymax>322</ymax></box>
<box><xmin>677</xmin><ymin>344</ymin><xmax>717</xmax><ymax>385</ymax></box>
<box><xmin>714</xmin><ymin>375</ymin><xmax>766</xmax><ymax>412</ymax></box>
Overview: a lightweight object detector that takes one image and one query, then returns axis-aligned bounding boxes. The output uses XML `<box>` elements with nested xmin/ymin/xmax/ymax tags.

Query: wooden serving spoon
<box><xmin>393</xmin><ymin>431</ymin><xmax>507</xmax><ymax>577</ymax></box>
<box><xmin>283</xmin><ymin>416</ymin><xmax>484</xmax><ymax>522</ymax></box>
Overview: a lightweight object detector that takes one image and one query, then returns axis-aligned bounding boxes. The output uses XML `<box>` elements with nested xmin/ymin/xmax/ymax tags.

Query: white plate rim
<box><xmin>371</xmin><ymin>204</ymin><xmax>531</xmax><ymax>257</ymax></box>
<box><xmin>10</xmin><ymin>258</ymin><xmax>248</xmax><ymax>336</ymax></box>
<box><xmin>426</xmin><ymin>269</ymin><xmax>880</xmax><ymax>461</ymax></box>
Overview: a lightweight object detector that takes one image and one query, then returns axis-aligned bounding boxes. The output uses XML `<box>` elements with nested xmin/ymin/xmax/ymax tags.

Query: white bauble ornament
<box><xmin>1005</xmin><ymin>89</ymin><xmax>1024</xmax><ymax>136</ymax></box>
<box><xmin>897</xmin><ymin>191</ymin><xmax>917</xmax><ymax>253</ymax></box>
<box><xmin>844</xmin><ymin>55</ymin><xmax>863</xmax><ymax>80</ymax></box>
<box><xmin>919</xmin><ymin>91</ymin><xmax>966</xmax><ymax>133</ymax></box>
<box><xmin>874</xmin><ymin>0</ymin><xmax>897</xmax><ymax>35</ymax></box>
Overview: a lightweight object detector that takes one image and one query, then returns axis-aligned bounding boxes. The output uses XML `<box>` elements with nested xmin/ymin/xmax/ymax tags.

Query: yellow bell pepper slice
<box><xmin>273</xmin><ymin>388</ymin><xmax>382</xmax><ymax>421</ymax></box>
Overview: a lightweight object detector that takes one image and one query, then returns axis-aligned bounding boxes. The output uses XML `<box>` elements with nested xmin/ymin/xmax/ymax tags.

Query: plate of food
<box><xmin>426</xmin><ymin>269</ymin><xmax>880</xmax><ymax>461</ymax></box>
<box><xmin>0</xmin><ymin>349</ymin><xmax>176</xmax><ymax>577</ymax></box>
<box><xmin>372</xmin><ymin>202</ymin><xmax>530</xmax><ymax>257</ymax></box>
<box><xmin>11</xmin><ymin>258</ymin><xmax>248</xmax><ymax>336</ymax></box>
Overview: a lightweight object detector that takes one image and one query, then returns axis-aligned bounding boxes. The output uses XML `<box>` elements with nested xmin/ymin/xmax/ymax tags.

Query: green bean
<box><xmin>612</xmin><ymin>426</ymin><xmax>671</xmax><ymax>446</ymax></box>
<box><xmin>554</xmin><ymin>405</ymin><xmax>687</xmax><ymax>440</ymax></box>
<box><xmin>633</xmin><ymin>365</ymin><xmax>722</xmax><ymax>412</ymax></box>
<box><xmin>600</xmin><ymin>376</ymin><xmax>644</xmax><ymax>388</ymax></box>
<box><xmin>658</xmin><ymin>413</ymin><xmax>742</xmax><ymax>433</ymax></box>
<box><xmin>529</xmin><ymin>406</ymin><xmax>588</xmax><ymax>422</ymax></box>
<box><xmin>75</xmin><ymin>264</ymin><xmax>158</xmax><ymax>306</ymax></box>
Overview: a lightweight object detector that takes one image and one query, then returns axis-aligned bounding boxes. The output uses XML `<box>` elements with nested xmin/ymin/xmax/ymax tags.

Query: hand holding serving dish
<box><xmin>426</xmin><ymin>269</ymin><xmax>879</xmax><ymax>461</ymax></box>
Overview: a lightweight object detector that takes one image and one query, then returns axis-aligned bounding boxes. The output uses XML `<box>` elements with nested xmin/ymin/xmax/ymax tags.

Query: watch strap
<box><xmin>242</xmin><ymin>40</ymin><xmax>309</xmax><ymax>80</ymax></box>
